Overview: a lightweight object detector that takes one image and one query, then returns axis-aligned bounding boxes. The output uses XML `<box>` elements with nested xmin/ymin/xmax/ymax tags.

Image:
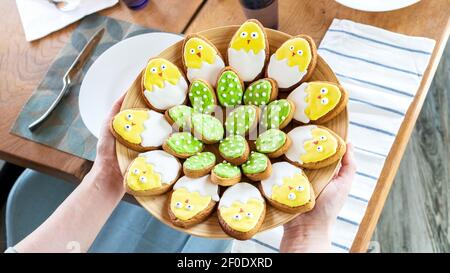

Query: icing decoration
<box><xmin>171</xmin><ymin>175</ymin><xmax>220</xmax><ymax>220</ymax></box>
<box><xmin>168</xmin><ymin>105</ymin><xmax>193</xmax><ymax>129</ymax></box>
<box><xmin>225</xmin><ymin>106</ymin><xmax>257</xmax><ymax>135</ymax></box>
<box><xmin>219</xmin><ymin>135</ymin><xmax>247</xmax><ymax>159</ymax></box>
<box><xmin>213</xmin><ymin>162</ymin><xmax>241</xmax><ymax>178</ymax></box>
<box><xmin>218</xmin><ymin>182</ymin><xmax>264</xmax><ymax>232</ymax></box>
<box><xmin>187</xmin><ymin>56</ymin><xmax>225</xmax><ymax>87</ymax></box>
<box><xmin>261</xmin><ymin>162</ymin><xmax>311</xmax><ymax>207</ymax></box>
<box><xmin>112</xmin><ymin>109</ymin><xmax>172</xmax><ymax>147</ymax></box>
<box><xmin>166</xmin><ymin>132</ymin><xmax>203</xmax><ymax>155</ymax></box>
<box><xmin>216</xmin><ymin>70</ymin><xmax>243</xmax><ymax>107</ymax></box>
<box><xmin>241</xmin><ymin>152</ymin><xmax>268</xmax><ymax>175</ymax></box>
<box><xmin>188</xmin><ymin>80</ymin><xmax>216</xmax><ymax>114</ymax></box>
<box><xmin>184</xmin><ymin>152</ymin><xmax>216</xmax><ymax>171</ymax></box>
<box><xmin>191</xmin><ymin>113</ymin><xmax>224</xmax><ymax>142</ymax></box>
<box><xmin>285</xmin><ymin>125</ymin><xmax>338</xmax><ymax>164</ymax></box>
<box><xmin>126</xmin><ymin>150</ymin><xmax>181</xmax><ymax>191</ymax></box>
<box><xmin>243</xmin><ymin>79</ymin><xmax>272</xmax><ymax>106</ymax></box>
<box><xmin>287</xmin><ymin>82</ymin><xmax>341</xmax><ymax>123</ymax></box>
<box><xmin>256</xmin><ymin>129</ymin><xmax>286</xmax><ymax>153</ymax></box>
<box><xmin>260</xmin><ymin>99</ymin><xmax>291</xmax><ymax>129</ymax></box>
<box><xmin>143</xmin><ymin>58</ymin><xmax>188</xmax><ymax>110</ymax></box>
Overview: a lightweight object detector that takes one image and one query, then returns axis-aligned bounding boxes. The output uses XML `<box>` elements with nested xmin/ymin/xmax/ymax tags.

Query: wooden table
<box><xmin>0</xmin><ymin>0</ymin><xmax>449</xmax><ymax>252</ymax></box>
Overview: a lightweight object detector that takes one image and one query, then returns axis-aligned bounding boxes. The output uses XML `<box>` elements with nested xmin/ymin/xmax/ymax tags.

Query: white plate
<box><xmin>79</xmin><ymin>32</ymin><xmax>183</xmax><ymax>138</ymax></box>
<box><xmin>335</xmin><ymin>0</ymin><xmax>420</xmax><ymax>12</ymax></box>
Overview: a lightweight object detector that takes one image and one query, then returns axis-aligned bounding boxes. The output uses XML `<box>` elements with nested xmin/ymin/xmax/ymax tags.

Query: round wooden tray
<box><xmin>116</xmin><ymin>26</ymin><xmax>348</xmax><ymax>238</ymax></box>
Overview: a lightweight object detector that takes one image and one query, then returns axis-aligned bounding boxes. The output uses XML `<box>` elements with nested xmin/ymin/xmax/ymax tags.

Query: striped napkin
<box><xmin>231</xmin><ymin>18</ymin><xmax>436</xmax><ymax>253</ymax></box>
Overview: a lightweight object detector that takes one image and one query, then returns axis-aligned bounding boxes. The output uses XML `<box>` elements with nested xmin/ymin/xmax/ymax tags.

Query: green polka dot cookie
<box><xmin>218</xmin><ymin>135</ymin><xmax>249</xmax><ymax>165</ymax></box>
<box><xmin>211</xmin><ymin>161</ymin><xmax>241</xmax><ymax>186</ymax></box>
<box><xmin>260</xmin><ymin>99</ymin><xmax>295</xmax><ymax>130</ymax></box>
<box><xmin>191</xmin><ymin>113</ymin><xmax>224</xmax><ymax>144</ymax></box>
<box><xmin>255</xmin><ymin>128</ymin><xmax>290</xmax><ymax>158</ymax></box>
<box><xmin>163</xmin><ymin>132</ymin><xmax>203</xmax><ymax>158</ymax></box>
<box><xmin>225</xmin><ymin>105</ymin><xmax>259</xmax><ymax>136</ymax></box>
<box><xmin>165</xmin><ymin>105</ymin><xmax>193</xmax><ymax>130</ymax></box>
<box><xmin>241</xmin><ymin>152</ymin><xmax>271</xmax><ymax>181</ymax></box>
<box><xmin>188</xmin><ymin>79</ymin><xmax>216</xmax><ymax>114</ymax></box>
<box><xmin>243</xmin><ymin>78</ymin><xmax>277</xmax><ymax>106</ymax></box>
<box><xmin>183</xmin><ymin>152</ymin><xmax>216</xmax><ymax>178</ymax></box>
<box><xmin>216</xmin><ymin>67</ymin><xmax>244</xmax><ymax>107</ymax></box>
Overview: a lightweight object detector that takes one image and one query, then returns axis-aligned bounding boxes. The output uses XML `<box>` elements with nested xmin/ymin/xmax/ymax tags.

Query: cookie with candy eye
<box><xmin>243</xmin><ymin>78</ymin><xmax>278</xmax><ymax>106</ymax></box>
<box><xmin>183</xmin><ymin>152</ymin><xmax>216</xmax><ymax>178</ymax></box>
<box><xmin>266</xmin><ymin>35</ymin><xmax>317</xmax><ymax>90</ymax></box>
<box><xmin>211</xmin><ymin>161</ymin><xmax>242</xmax><ymax>186</ymax></box>
<box><xmin>141</xmin><ymin>58</ymin><xmax>188</xmax><ymax>112</ymax></box>
<box><xmin>218</xmin><ymin>135</ymin><xmax>250</xmax><ymax>165</ymax></box>
<box><xmin>182</xmin><ymin>34</ymin><xmax>225</xmax><ymax>87</ymax></box>
<box><xmin>241</xmin><ymin>152</ymin><xmax>272</xmax><ymax>181</ymax></box>
<box><xmin>284</xmin><ymin>125</ymin><xmax>346</xmax><ymax>169</ymax></box>
<box><xmin>188</xmin><ymin>79</ymin><xmax>217</xmax><ymax>114</ymax></box>
<box><xmin>168</xmin><ymin>175</ymin><xmax>220</xmax><ymax>228</ymax></box>
<box><xmin>225</xmin><ymin>105</ymin><xmax>260</xmax><ymax>136</ymax></box>
<box><xmin>124</xmin><ymin>150</ymin><xmax>181</xmax><ymax>196</ymax></box>
<box><xmin>287</xmin><ymin>81</ymin><xmax>348</xmax><ymax>124</ymax></box>
<box><xmin>216</xmin><ymin>67</ymin><xmax>244</xmax><ymax>107</ymax></box>
<box><xmin>165</xmin><ymin>105</ymin><xmax>193</xmax><ymax>131</ymax></box>
<box><xmin>259</xmin><ymin>162</ymin><xmax>315</xmax><ymax>214</ymax></box>
<box><xmin>191</xmin><ymin>113</ymin><xmax>224</xmax><ymax>144</ymax></box>
<box><xmin>260</xmin><ymin>99</ymin><xmax>295</xmax><ymax>130</ymax></box>
<box><xmin>255</xmin><ymin>129</ymin><xmax>291</xmax><ymax>158</ymax></box>
<box><xmin>111</xmin><ymin>108</ymin><xmax>172</xmax><ymax>152</ymax></box>
<box><xmin>217</xmin><ymin>182</ymin><xmax>266</xmax><ymax>240</ymax></box>
<box><xmin>163</xmin><ymin>132</ymin><xmax>204</xmax><ymax>159</ymax></box>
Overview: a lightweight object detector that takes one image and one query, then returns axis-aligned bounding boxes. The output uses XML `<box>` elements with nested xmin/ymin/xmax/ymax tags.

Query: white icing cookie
<box><xmin>141</xmin><ymin>110</ymin><xmax>173</xmax><ymax>147</ymax></box>
<box><xmin>173</xmin><ymin>175</ymin><xmax>220</xmax><ymax>202</ymax></box>
<box><xmin>187</xmin><ymin>55</ymin><xmax>225</xmax><ymax>86</ymax></box>
<box><xmin>287</xmin><ymin>83</ymin><xmax>309</xmax><ymax>123</ymax></box>
<box><xmin>219</xmin><ymin>182</ymin><xmax>264</xmax><ymax>209</ymax></box>
<box><xmin>138</xmin><ymin>150</ymin><xmax>181</xmax><ymax>184</ymax></box>
<box><xmin>144</xmin><ymin>79</ymin><xmax>188</xmax><ymax>110</ymax></box>
<box><xmin>227</xmin><ymin>48</ymin><xmax>266</xmax><ymax>81</ymax></box>
<box><xmin>261</xmin><ymin>162</ymin><xmax>303</xmax><ymax>197</ymax></box>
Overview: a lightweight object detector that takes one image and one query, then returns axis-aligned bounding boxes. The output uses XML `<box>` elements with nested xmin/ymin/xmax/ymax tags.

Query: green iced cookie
<box><xmin>212</xmin><ymin>162</ymin><xmax>241</xmax><ymax>178</ymax></box>
<box><xmin>243</xmin><ymin>79</ymin><xmax>272</xmax><ymax>106</ymax></box>
<box><xmin>225</xmin><ymin>105</ymin><xmax>258</xmax><ymax>135</ymax></box>
<box><xmin>188</xmin><ymin>80</ymin><xmax>216</xmax><ymax>114</ymax></box>
<box><xmin>166</xmin><ymin>132</ymin><xmax>203</xmax><ymax>155</ymax></box>
<box><xmin>219</xmin><ymin>135</ymin><xmax>247</xmax><ymax>159</ymax></box>
<box><xmin>256</xmin><ymin>129</ymin><xmax>287</xmax><ymax>153</ymax></box>
<box><xmin>217</xmin><ymin>70</ymin><xmax>243</xmax><ymax>107</ymax></box>
<box><xmin>191</xmin><ymin>113</ymin><xmax>224</xmax><ymax>142</ymax></box>
<box><xmin>183</xmin><ymin>152</ymin><xmax>216</xmax><ymax>171</ymax></box>
<box><xmin>168</xmin><ymin>105</ymin><xmax>193</xmax><ymax>129</ymax></box>
<box><xmin>241</xmin><ymin>152</ymin><xmax>268</xmax><ymax>175</ymax></box>
<box><xmin>260</xmin><ymin>99</ymin><xmax>292</xmax><ymax>129</ymax></box>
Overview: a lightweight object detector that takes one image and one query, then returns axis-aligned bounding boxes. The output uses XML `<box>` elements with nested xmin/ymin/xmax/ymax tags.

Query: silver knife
<box><xmin>28</xmin><ymin>28</ymin><xmax>105</xmax><ymax>131</ymax></box>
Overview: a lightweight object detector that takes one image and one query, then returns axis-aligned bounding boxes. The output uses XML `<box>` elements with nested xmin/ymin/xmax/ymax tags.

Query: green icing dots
<box><xmin>184</xmin><ymin>152</ymin><xmax>216</xmax><ymax>171</ymax></box>
<box><xmin>188</xmin><ymin>80</ymin><xmax>216</xmax><ymax>114</ymax></box>
<box><xmin>242</xmin><ymin>152</ymin><xmax>268</xmax><ymax>174</ymax></box>
<box><xmin>168</xmin><ymin>105</ymin><xmax>193</xmax><ymax>129</ymax></box>
<box><xmin>261</xmin><ymin>99</ymin><xmax>291</xmax><ymax>129</ymax></box>
<box><xmin>217</xmin><ymin>71</ymin><xmax>243</xmax><ymax>107</ymax></box>
<box><xmin>167</xmin><ymin>132</ymin><xmax>203</xmax><ymax>155</ymax></box>
<box><xmin>256</xmin><ymin>129</ymin><xmax>286</xmax><ymax>153</ymax></box>
<box><xmin>219</xmin><ymin>135</ymin><xmax>247</xmax><ymax>159</ymax></box>
<box><xmin>225</xmin><ymin>106</ymin><xmax>257</xmax><ymax>135</ymax></box>
<box><xmin>213</xmin><ymin>162</ymin><xmax>241</xmax><ymax>178</ymax></box>
<box><xmin>243</xmin><ymin>79</ymin><xmax>272</xmax><ymax>106</ymax></box>
<box><xmin>191</xmin><ymin>113</ymin><xmax>224</xmax><ymax>142</ymax></box>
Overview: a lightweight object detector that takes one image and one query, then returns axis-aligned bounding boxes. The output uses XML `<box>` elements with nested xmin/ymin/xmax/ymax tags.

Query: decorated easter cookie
<box><xmin>266</xmin><ymin>35</ymin><xmax>317</xmax><ymax>90</ymax></box>
<box><xmin>188</xmin><ymin>79</ymin><xmax>217</xmax><ymax>114</ymax></box>
<box><xmin>216</xmin><ymin>67</ymin><xmax>244</xmax><ymax>107</ymax></box>
<box><xmin>163</xmin><ymin>132</ymin><xmax>204</xmax><ymax>159</ymax></box>
<box><xmin>287</xmin><ymin>81</ymin><xmax>348</xmax><ymax>124</ymax></box>
<box><xmin>285</xmin><ymin>125</ymin><xmax>346</xmax><ymax>169</ymax></box>
<box><xmin>218</xmin><ymin>182</ymin><xmax>266</xmax><ymax>240</ymax></box>
<box><xmin>182</xmin><ymin>34</ymin><xmax>225</xmax><ymax>86</ymax></box>
<box><xmin>218</xmin><ymin>135</ymin><xmax>249</xmax><ymax>165</ymax></box>
<box><xmin>191</xmin><ymin>113</ymin><xmax>224</xmax><ymax>144</ymax></box>
<box><xmin>255</xmin><ymin>129</ymin><xmax>291</xmax><ymax>158</ymax></box>
<box><xmin>211</xmin><ymin>161</ymin><xmax>242</xmax><ymax>186</ymax></box>
<box><xmin>168</xmin><ymin>175</ymin><xmax>220</xmax><ymax>228</ymax></box>
<box><xmin>242</xmin><ymin>152</ymin><xmax>271</xmax><ymax>181</ymax></box>
<box><xmin>228</xmin><ymin>19</ymin><xmax>269</xmax><ymax>82</ymax></box>
<box><xmin>243</xmin><ymin>78</ymin><xmax>277</xmax><ymax>106</ymax></box>
<box><xmin>183</xmin><ymin>152</ymin><xmax>216</xmax><ymax>178</ymax></box>
<box><xmin>225</xmin><ymin>105</ymin><xmax>260</xmax><ymax>136</ymax></box>
<box><xmin>111</xmin><ymin>109</ymin><xmax>172</xmax><ymax>152</ymax></box>
<box><xmin>165</xmin><ymin>105</ymin><xmax>193</xmax><ymax>130</ymax></box>
<box><xmin>260</xmin><ymin>162</ymin><xmax>315</xmax><ymax>214</ymax></box>
<box><xmin>260</xmin><ymin>99</ymin><xmax>295</xmax><ymax>130</ymax></box>
<box><xmin>142</xmin><ymin>58</ymin><xmax>188</xmax><ymax>111</ymax></box>
<box><xmin>124</xmin><ymin>150</ymin><xmax>181</xmax><ymax>196</ymax></box>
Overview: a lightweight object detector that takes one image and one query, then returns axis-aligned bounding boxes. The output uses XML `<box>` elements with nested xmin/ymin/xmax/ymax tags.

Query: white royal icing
<box><xmin>219</xmin><ymin>182</ymin><xmax>264</xmax><ymax>209</ymax></box>
<box><xmin>144</xmin><ymin>79</ymin><xmax>188</xmax><ymax>110</ymax></box>
<box><xmin>173</xmin><ymin>175</ymin><xmax>220</xmax><ymax>201</ymax></box>
<box><xmin>227</xmin><ymin>48</ymin><xmax>265</xmax><ymax>81</ymax></box>
<box><xmin>285</xmin><ymin>125</ymin><xmax>316</xmax><ymax>164</ymax></box>
<box><xmin>267</xmin><ymin>54</ymin><xmax>307</xmax><ymax>88</ymax></box>
<box><xmin>261</xmin><ymin>162</ymin><xmax>303</xmax><ymax>197</ymax></box>
<box><xmin>187</xmin><ymin>55</ymin><xmax>225</xmax><ymax>87</ymax></box>
<box><xmin>141</xmin><ymin>110</ymin><xmax>172</xmax><ymax>147</ymax></box>
<box><xmin>138</xmin><ymin>150</ymin><xmax>180</xmax><ymax>184</ymax></box>
<box><xmin>287</xmin><ymin>82</ymin><xmax>310</xmax><ymax>123</ymax></box>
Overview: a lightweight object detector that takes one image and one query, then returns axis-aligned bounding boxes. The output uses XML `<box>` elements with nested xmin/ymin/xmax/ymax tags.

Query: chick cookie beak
<box><xmin>196</xmin><ymin>52</ymin><xmax>202</xmax><ymax>58</ymax></box>
<box><xmin>247</xmin><ymin>39</ymin><xmax>251</xmax><ymax>44</ymax></box>
<box><xmin>158</xmin><ymin>72</ymin><xmax>163</xmax><ymax>77</ymax></box>
<box><xmin>288</xmin><ymin>186</ymin><xmax>293</xmax><ymax>190</ymax></box>
<box><xmin>313</xmin><ymin>140</ymin><xmax>319</xmax><ymax>145</ymax></box>
<box><xmin>291</xmin><ymin>52</ymin><xmax>295</xmax><ymax>57</ymax></box>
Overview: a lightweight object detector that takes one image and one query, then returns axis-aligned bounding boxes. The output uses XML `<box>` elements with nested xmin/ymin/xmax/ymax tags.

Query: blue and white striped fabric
<box><xmin>231</xmin><ymin>19</ymin><xmax>436</xmax><ymax>253</ymax></box>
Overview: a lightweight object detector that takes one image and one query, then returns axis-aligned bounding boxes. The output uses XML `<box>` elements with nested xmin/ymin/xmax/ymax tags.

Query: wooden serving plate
<box><xmin>116</xmin><ymin>25</ymin><xmax>348</xmax><ymax>238</ymax></box>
